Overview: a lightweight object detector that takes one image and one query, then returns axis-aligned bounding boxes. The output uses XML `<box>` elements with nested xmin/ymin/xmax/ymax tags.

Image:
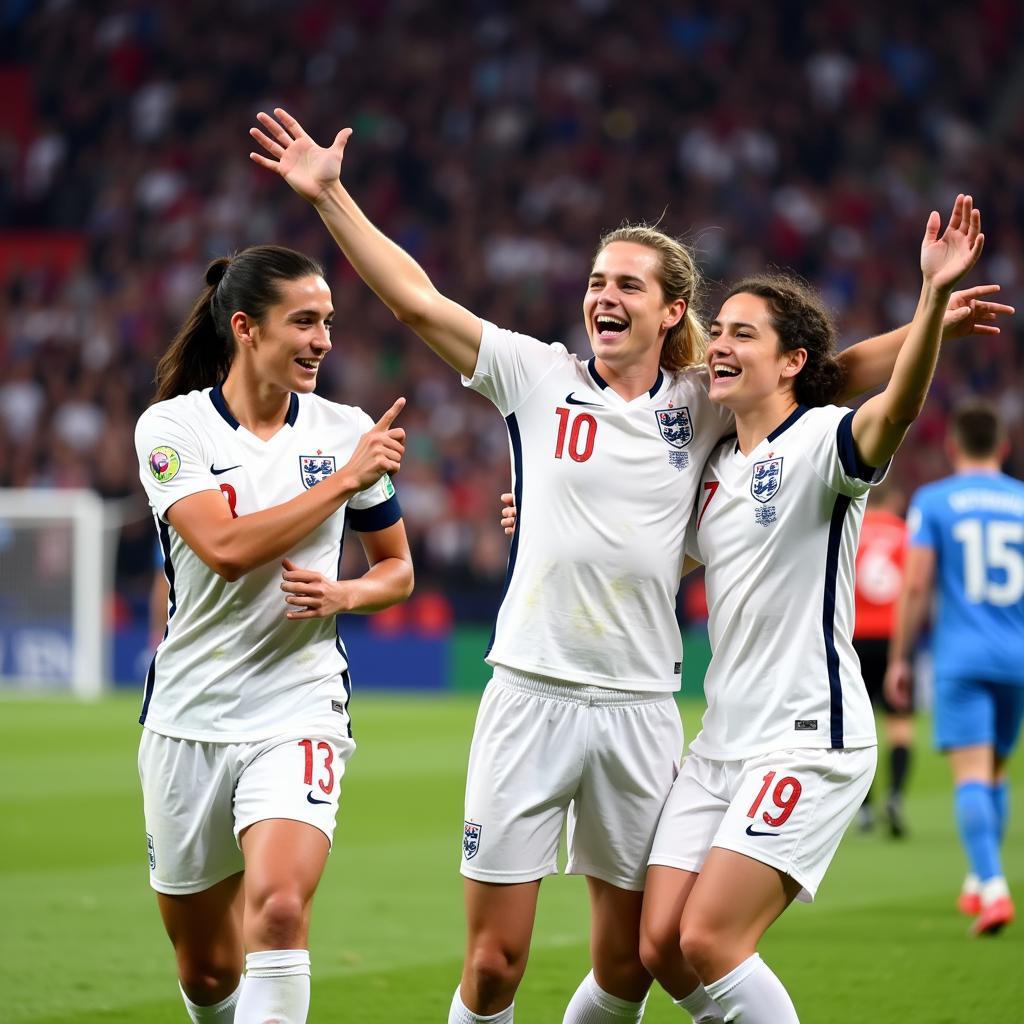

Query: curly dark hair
<box><xmin>724</xmin><ymin>274</ymin><xmax>847</xmax><ymax>407</ymax></box>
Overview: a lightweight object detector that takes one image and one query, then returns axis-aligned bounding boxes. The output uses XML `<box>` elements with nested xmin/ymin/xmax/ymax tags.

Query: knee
<box><xmin>247</xmin><ymin>889</ymin><xmax>307</xmax><ymax>948</ymax></box>
<box><xmin>177</xmin><ymin>955</ymin><xmax>241</xmax><ymax>1005</ymax></box>
<box><xmin>465</xmin><ymin>940</ymin><xmax>526</xmax><ymax>1002</ymax></box>
<box><xmin>639</xmin><ymin>922</ymin><xmax>679</xmax><ymax>983</ymax></box>
<box><xmin>679</xmin><ymin>921</ymin><xmax>720</xmax><ymax>980</ymax></box>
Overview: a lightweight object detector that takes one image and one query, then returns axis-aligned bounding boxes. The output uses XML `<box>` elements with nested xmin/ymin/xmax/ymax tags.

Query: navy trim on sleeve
<box><xmin>836</xmin><ymin>409</ymin><xmax>883</xmax><ymax>482</ymax></box>
<box><xmin>347</xmin><ymin>493</ymin><xmax>402</xmax><ymax>532</ymax></box>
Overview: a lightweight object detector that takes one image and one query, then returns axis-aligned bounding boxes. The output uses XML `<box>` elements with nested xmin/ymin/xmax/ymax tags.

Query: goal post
<box><xmin>0</xmin><ymin>488</ymin><xmax>116</xmax><ymax>698</ymax></box>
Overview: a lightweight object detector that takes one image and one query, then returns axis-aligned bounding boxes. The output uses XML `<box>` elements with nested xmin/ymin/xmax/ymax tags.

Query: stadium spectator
<box><xmin>853</xmin><ymin>482</ymin><xmax>914</xmax><ymax>837</ymax></box>
<box><xmin>885</xmin><ymin>398</ymin><xmax>1024</xmax><ymax>936</ymax></box>
<box><xmin>134</xmin><ymin>245</ymin><xmax>412</xmax><ymax>1022</ymax></box>
<box><xmin>642</xmin><ymin>196</ymin><xmax>984</xmax><ymax>1022</ymax></box>
<box><xmin>2</xmin><ymin>3</ymin><xmax>1022</xmax><ymax>626</ymax></box>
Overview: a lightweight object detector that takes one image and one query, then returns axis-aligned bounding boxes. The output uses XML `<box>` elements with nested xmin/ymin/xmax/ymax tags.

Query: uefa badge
<box><xmin>463</xmin><ymin>820</ymin><xmax>482</xmax><ymax>860</ymax></box>
<box><xmin>751</xmin><ymin>457</ymin><xmax>783</xmax><ymax>503</ymax></box>
<box><xmin>299</xmin><ymin>455</ymin><xmax>337</xmax><ymax>490</ymax></box>
<box><xmin>655</xmin><ymin>406</ymin><xmax>692</xmax><ymax>449</ymax></box>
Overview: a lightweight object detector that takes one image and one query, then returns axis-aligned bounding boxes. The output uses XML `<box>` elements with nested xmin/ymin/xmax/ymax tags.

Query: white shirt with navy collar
<box><xmin>134</xmin><ymin>385</ymin><xmax>400</xmax><ymax>742</ymax></box>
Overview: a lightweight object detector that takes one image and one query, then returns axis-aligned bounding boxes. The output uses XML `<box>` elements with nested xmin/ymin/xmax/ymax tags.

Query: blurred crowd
<box><xmin>2</xmin><ymin>0</ymin><xmax>1023</xmax><ymax>623</ymax></box>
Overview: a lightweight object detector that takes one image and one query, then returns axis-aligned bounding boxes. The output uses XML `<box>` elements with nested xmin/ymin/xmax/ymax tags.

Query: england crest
<box><xmin>656</xmin><ymin>406</ymin><xmax>692</xmax><ymax>449</ymax></box>
<box><xmin>751</xmin><ymin>457</ymin><xmax>783</xmax><ymax>503</ymax></box>
<box><xmin>463</xmin><ymin>820</ymin><xmax>482</xmax><ymax>860</ymax></box>
<box><xmin>300</xmin><ymin>454</ymin><xmax>336</xmax><ymax>489</ymax></box>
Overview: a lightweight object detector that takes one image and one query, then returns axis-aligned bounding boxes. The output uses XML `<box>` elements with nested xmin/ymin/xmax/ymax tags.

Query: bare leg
<box><xmin>156</xmin><ymin>871</ymin><xmax>245</xmax><ymax>1005</ymax></box>
<box><xmin>638</xmin><ymin>866</ymin><xmax>703</xmax><ymax>1000</ymax></box>
<box><xmin>458</xmin><ymin>878</ymin><xmax>541</xmax><ymax>1015</ymax></box>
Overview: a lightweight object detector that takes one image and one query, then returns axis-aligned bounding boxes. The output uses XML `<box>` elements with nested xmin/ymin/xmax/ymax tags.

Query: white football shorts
<box><xmin>139</xmin><ymin>727</ymin><xmax>355</xmax><ymax>895</ymax></box>
<box><xmin>649</xmin><ymin>745</ymin><xmax>876</xmax><ymax>901</ymax></box>
<box><xmin>460</xmin><ymin>668</ymin><xmax>684</xmax><ymax>891</ymax></box>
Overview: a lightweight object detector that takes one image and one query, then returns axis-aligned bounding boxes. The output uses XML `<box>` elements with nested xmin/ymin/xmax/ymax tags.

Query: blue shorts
<box><xmin>934</xmin><ymin>677</ymin><xmax>1024</xmax><ymax>757</ymax></box>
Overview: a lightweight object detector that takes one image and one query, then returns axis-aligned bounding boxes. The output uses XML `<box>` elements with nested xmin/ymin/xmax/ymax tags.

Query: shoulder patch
<box><xmin>382</xmin><ymin>474</ymin><xmax>395</xmax><ymax>498</ymax></box>
<box><xmin>149</xmin><ymin>447</ymin><xmax>181</xmax><ymax>483</ymax></box>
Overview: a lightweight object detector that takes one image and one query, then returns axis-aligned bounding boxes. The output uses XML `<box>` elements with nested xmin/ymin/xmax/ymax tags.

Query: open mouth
<box><xmin>712</xmin><ymin>363</ymin><xmax>740</xmax><ymax>380</ymax></box>
<box><xmin>296</xmin><ymin>358</ymin><xmax>320</xmax><ymax>371</ymax></box>
<box><xmin>595</xmin><ymin>315</ymin><xmax>629</xmax><ymax>340</ymax></box>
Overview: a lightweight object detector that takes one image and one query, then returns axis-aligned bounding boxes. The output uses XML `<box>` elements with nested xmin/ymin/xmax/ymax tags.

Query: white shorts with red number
<box><xmin>461</xmin><ymin>668</ymin><xmax>684</xmax><ymax>891</ymax></box>
<box><xmin>138</xmin><ymin>727</ymin><xmax>355</xmax><ymax>895</ymax></box>
<box><xmin>649</xmin><ymin>746</ymin><xmax>876</xmax><ymax>901</ymax></box>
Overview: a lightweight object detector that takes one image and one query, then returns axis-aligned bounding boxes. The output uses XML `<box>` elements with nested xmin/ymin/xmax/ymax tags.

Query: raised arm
<box><xmin>169</xmin><ymin>400</ymin><xmax>406</xmax><ymax>581</ymax></box>
<box><xmin>250</xmin><ymin>108</ymin><xmax>482</xmax><ymax>379</ymax></box>
<box><xmin>836</xmin><ymin>284</ymin><xmax>1013</xmax><ymax>402</ymax></box>
<box><xmin>851</xmin><ymin>195</ymin><xmax>984</xmax><ymax>467</ymax></box>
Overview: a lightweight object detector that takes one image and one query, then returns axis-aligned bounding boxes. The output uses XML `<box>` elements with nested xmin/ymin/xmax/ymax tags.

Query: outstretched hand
<box><xmin>921</xmin><ymin>194</ymin><xmax>984</xmax><ymax>292</ymax></box>
<box><xmin>249</xmin><ymin>107</ymin><xmax>351</xmax><ymax>206</ymax></box>
<box><xmin>941</xmin><ymin>284</ymin><xmax>1015</xmax><ymax>341</ymax></box>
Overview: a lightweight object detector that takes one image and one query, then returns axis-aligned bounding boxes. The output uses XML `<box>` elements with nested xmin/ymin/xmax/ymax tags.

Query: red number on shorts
<box><xmin>747</xmin><ymin>772</ymin><xmax>803</xmax><ymax>828</ymax></box>
<box><xmin>553</xmin><ymin>408</ymin><xmax>597</xmax><ymax>462</ymax></box>
<box><xmin>298</xmin><ymin>739</ymin><xmax>335</xmax><ymax>795</ymax></box>
<box><xmin>219</xmin><ymin>483</ymin><xmax>239</xmax><ymax>519</ymax></box>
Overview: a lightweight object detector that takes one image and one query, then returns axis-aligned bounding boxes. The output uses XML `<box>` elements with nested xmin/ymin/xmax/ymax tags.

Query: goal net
<box><xmin>0</xmin><ymin>489</ymin><xmax>117</xmax><ymax>698</ymax></box>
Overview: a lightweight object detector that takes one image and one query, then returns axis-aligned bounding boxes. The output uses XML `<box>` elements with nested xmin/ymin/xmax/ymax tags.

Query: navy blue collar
<box><xmin>735</xmin><ymin>404</ymin><xmax>808</xmax><ymax>453</ymax></box>
<box><xmin>767</xmin><ymin>403</ymin><xmax>808</xmax><ymax>442</ymax></box>
<box><xmin>210</xmin><ymin>385</ymin><xmax>299</xmax><ymax>430</ymax></box>
<box><xmin>587</xmin><ymin>358</ymin><xmax>663</xmax><ymax>398</ymax></box>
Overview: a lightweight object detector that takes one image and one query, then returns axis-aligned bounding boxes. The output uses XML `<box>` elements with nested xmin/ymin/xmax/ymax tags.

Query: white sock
<box><xmin>981</xmin><ymin>875</ymin><xmax>1010</xmax><ymax>905</ymax></box>
<box><xmin>179</xmin><ymin>979</ymin><xmax>242</xmax><ymax>1022</ymax></box>
<box><xmin>448</xmin><ymin>984</ymin><xmax>515</xmax><ymax>1023</ymax></box>
<box><xmin>962</xmin><ymin>873</ymin><xmax>981</xmax><ymax>896</ymax></box>
<box><xmin>673</xmin><ymin>982</ymin><xmax>725</xmax><ymax>1022</ymax></box>
<box><xmin>235</xmin><ymin>949</ymin><xmax>311</xmax><ymax>1024</ymax></box>
<box><xmin>704</xmin><ymin>954</ymin><xmax>799</xmax><ymax>1023</ymax></box>
<box><xmin>562</xmin><ymin>970</ymin><xmax>648</xmax><ymax>1023</ymax></box>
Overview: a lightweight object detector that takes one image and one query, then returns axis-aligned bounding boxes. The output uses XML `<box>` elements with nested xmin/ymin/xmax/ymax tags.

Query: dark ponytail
<box><xmin>152</xmin><ymin>245</ymin><xmax>324</xmax><ymax>403</ymax></box>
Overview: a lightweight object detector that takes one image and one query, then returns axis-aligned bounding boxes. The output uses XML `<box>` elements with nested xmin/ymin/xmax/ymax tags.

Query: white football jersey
<box><xmin>134</xmin><ymin>386</ymin><xmax>401</xmax><ymax>742</ymax></box>
<box><xmin>686</xmin><ymin>404</ymin><xmax>882</xmax><ymax>758</ymax></box>
<box><xmin>464</xmin><ymin>321</ymin><xmax>734</xmax><ymax>692</ymax></box>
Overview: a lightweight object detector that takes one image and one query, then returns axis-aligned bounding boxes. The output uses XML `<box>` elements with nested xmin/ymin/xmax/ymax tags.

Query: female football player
<box><xmin>135</xmin><ymin>244</ymin><xmax>412</xmax><ymax>1023</ymax></box>
<box><xmin>640</xmin><ymin>196</ymin><xmax>985</xmax><ymax>1022</ymax></box>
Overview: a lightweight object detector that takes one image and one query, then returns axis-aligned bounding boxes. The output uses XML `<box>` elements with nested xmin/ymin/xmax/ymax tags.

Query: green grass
<box><xmin>1</xmin><ymin>693</ymin><xmax>1022</xmax><ymax>1021</ymax></box>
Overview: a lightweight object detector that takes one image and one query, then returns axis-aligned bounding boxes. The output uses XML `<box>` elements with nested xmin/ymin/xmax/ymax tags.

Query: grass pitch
<box><xmin>2</xmin><ymin>693</ymin><xmax>1022</xmax><ymax>1022</ymax></box>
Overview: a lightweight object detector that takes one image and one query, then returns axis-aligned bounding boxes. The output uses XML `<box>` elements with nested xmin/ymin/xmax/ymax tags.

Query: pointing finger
<box><xmin>375</xmin><ymin>397</ymin><xmax>406</xmax><ymax>430</ymax></box>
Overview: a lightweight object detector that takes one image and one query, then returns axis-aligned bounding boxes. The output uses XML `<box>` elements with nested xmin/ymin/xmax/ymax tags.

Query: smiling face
<box><xmin>231</xmin><ymin>274</ymin><xmax>334</xmax><ymax>393</ymax></box>
<box><xmin>706</xmin><ymin>292</ymin><xmax>806</xmax><ymax>414</ymax></box>
<box><xmin>583</xmin><ymin>241</ymin><xmax>685</xmax><ymax>374</ymax></box>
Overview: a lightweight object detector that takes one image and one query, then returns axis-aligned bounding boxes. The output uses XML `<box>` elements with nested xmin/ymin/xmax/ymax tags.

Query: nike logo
<box><xmin>745</xmin><ymin>824</ymin><xmax>780</xmax><ymax>837</ymax></box>
<box><xmin>306</xmin><ymin>791</ymin><xmax>331</xmax><ymax>805</ymax></box>
<box><xmin>565</xmin><ymin>393</ymin><xmax>602</xmax><ymax>407</ymax></box>
<box><xmin>210</xmin><ymin>464</ymin><xmax>241</xmax><ymax>475</ymax></box>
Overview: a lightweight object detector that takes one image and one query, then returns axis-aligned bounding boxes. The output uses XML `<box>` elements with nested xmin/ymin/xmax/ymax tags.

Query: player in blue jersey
<box><xmin>886</xmin><ymin>399</ymin><xmax>1024</xmax><ymax>935</ymax></box>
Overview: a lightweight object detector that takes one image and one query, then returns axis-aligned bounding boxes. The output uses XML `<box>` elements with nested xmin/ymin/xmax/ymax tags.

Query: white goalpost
<box><xmin>0</xmin><ymin>488</ymin><xmax>118</xmax><ymax>698</ymax></box>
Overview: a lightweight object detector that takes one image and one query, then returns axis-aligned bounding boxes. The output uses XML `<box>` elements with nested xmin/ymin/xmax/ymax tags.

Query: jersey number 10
<box><xmin>554</xmin><ymin>407</ymin><xmax>597</xmax><ymax>462</ymax></box>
